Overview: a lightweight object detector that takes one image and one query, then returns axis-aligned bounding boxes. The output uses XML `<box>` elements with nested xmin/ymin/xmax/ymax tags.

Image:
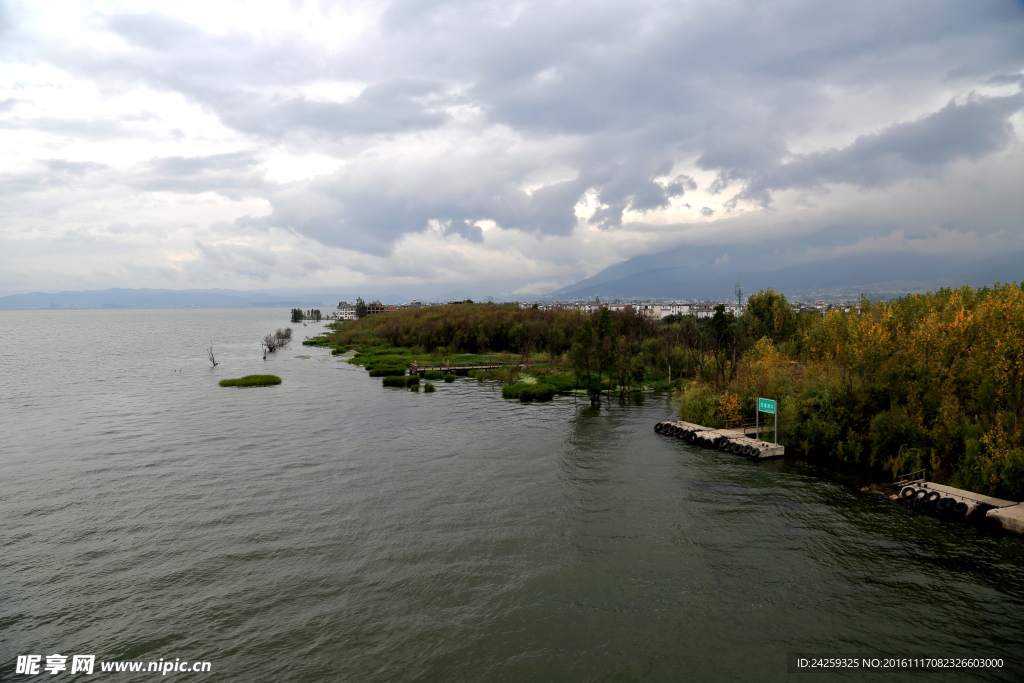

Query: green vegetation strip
<box><xmin>303</xmin><ymin>285</ymin><xmax>1024</xmax><ymax>499</ymax></box>
<box><xmin>383</xmin><ymin>375</ymin><xmax>420</xmax><ymax>388</ymax></box>
<box><xmin>502</xmin><ymin>383</ymin><xmax>556</xmax><ymax>402</ymax></box>
<box><xmin>219</xmin><ymin>375</ymin><xmax>281</xmax><ymax>387</ymax></box>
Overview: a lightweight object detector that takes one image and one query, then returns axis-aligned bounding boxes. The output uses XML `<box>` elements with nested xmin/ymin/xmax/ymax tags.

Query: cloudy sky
<box><xmin>2</xmin><ymin>0</ymin><xmax>1022</xmax><ymax>298</ymax></box>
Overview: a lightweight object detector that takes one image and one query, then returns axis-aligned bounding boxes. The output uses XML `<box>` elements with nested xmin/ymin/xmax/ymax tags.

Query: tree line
<box><xmin>320</xmin><ymin>284</ymin><xmax>1024</xmax><ymax>497</ymax></box>
<box><xmin>291</xmin><ymin>308</ymin><xmax>323</xmax><ymax>322</ymax></box>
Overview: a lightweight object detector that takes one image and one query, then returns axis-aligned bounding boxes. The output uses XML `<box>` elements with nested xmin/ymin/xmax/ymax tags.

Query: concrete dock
<box><xmin>891</xmin><ymin>479</ymin><xmax>1024</xmax><ymax>533</ymax></box>
<box><xmin>655</xmin><ymin>419</ymin><xmax>784</xmax><ymax>459</ymax></box>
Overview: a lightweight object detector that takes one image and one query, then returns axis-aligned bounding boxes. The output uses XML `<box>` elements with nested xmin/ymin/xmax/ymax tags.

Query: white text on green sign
<box><xmin>758</xmin><ymin>398</ymin><xmax>776</xmax><ymax>414</ymax></box>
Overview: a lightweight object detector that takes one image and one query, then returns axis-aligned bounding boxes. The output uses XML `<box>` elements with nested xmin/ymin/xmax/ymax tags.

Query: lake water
<box><xmin>2</xmin><ymin>308</ymin><xmax>1022</xmax><ymax>682</ymax></box>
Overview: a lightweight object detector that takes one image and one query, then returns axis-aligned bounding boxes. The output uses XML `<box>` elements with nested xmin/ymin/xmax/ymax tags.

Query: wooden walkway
<box><xmin>409</xmin><ymin>362</ymin><xmax>523</xmax><ymax>375</ymax></box>
<box><xmin>655</xmin><ymin>419</ymin><xmax>784</xmax><ymax>459</ymax></box>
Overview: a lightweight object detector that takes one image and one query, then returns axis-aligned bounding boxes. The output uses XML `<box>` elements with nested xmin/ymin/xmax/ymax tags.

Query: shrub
<box><xmin>410</xmin><ymin>384</ymin><xmax>420</xmax><ymax>392</ymax></box>
<box><xmin>423</xmin><ymin>371</ymin><xmax>445</xmax><ymax>380</ymax></box>
<box><xmin>503</xmin><ymin>382</ymin><xmax>555</xmax><ymax>401</ymax></box>
<box><xmin>540</xmin><ymin>373</ymin><xmax>576</xmax><ymax>393</ymax></box>
<box><xmin>405</xmin><ymin>375</ymin><xmax>420</xmax><ymax>387</ymax></box>
<box><xmin>219</xmin><ymin>375</ymin><xmax>281</xmax><ymax>387</ymax></box>
<box><xmin>871</xmin><ymin>407</ymin><xmax>923</xmax><ymax>467</ymax></box>
<box><xmin>369</xmin><ymin>368</ymin><xmax>406</xmax><ymax>377</ymax></box>
<box><xmin>443</xmin><ymin>374</ymin><xmax>455</xmax><ymax>383</ymax></box>
<box><xmin>519</xmin><ymin>384</ymin><xmax>555</xmax><ymax>401</ymax></box>
<box><xmin>502</xmin><ymin>383</ymin><xmax>525</xmax><ymax>399</ymax></box>
<box><xmin>424</xmin><ymin>381</ymin><xmax>436</xmax><ymax>392</ymax></box>
<box><xmin>382</xmin><ymin>375</ymin><xmax>408</xmax><ymax>387</ymax></box>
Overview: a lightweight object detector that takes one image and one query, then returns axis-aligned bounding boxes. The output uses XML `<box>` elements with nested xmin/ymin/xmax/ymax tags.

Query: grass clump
<box><xmin>443</xmin><ymin>374</ymin><xmax>455</xmax><ymax>383</ymax></box>
<box><xmin>383</xmin><ymin>375</ymin><xmax>420</xmax><ymax>388</ymax></box>
<box><xmin>423</xmin><ymin>370</ymin><xmax>445</xmax><ymax>380</ymax></box>
<box><xmin>424</xmin><ymin>382</ymin><xmax>436</xmax><ymax>392</ymax></box>
<box><xmin>369</xmin><ymin>368</ymin><xmax>406</xmax><ymax>377</ymax></box>
<box><xmin>219</xmin><ymin>375</ymin><xmax>281</xmax><ymax>387</ymax></box>
<box><xmin>502</xmin><ymin>382</ymin><xmax>555</xmax><ymax>402</ymax></box>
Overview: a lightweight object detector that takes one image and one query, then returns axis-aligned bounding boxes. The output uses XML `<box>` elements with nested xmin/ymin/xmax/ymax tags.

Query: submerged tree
<box><xmin>262</xmin><ymin>327</ymin><xmax>293</xmax><ymax>353</ymax></box>
<box><xmin>207</xmin><ymin>345</ymin><xmax>219</xmax><ymax>367</ymax></box>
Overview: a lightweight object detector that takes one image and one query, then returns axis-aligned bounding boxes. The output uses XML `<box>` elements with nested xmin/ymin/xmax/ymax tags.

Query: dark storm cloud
<box><xmin>714</xmin><ymin>93</ymin><xmax>1024</xmax><ymax>207</ymax></box>
<box><xmin>239</xmin><ymin>168</ymin><xmax>591</xmax><ymax>255</ymax></box>
<box><xmin>11</xmin><ymin>0</ymin><xmax>1024</xmax><ymax>259</ymax></box>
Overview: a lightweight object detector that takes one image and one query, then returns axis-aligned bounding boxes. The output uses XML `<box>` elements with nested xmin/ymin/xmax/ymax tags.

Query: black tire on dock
<box><xmin>731</xmin><ymin>443</ymin><xmax>743</xmax><ymax>455</ymax></box>
<box><xmin>914</xmin><ymin>490</ymin><xmax>927</xmax><ymax>501</ymax></box>
<box><xmin>953</xmin><ymin>501</ymin><xmax>968</xmax><ymax>514</ymax></box>
<box><xmin>900</xmin><ymin>487</ymin><xmax>916</xmax><ymax>500</ymax></box>
<box><xmin>741</xmin><ymin>445</ymin><xmax>752</xmax><ymax>456</ymax></box>
<box><xmin>655</xmin><ymin>422</ymin><xmax>663</xmax><ymax>433</ymax></box>
<box><xmin>750</xmin><ymin>448</ymin><xmax>761</xmax><ymax>458</ymax></box>
<box><xmin>926</xmin><ymin>491</ymin><xmax>941</xmax><ymax>503</ymax></box>
<box><xmin>937</xmin><ymin>497</ymin><xmax>954</xmax><ymax>511</ymax></box>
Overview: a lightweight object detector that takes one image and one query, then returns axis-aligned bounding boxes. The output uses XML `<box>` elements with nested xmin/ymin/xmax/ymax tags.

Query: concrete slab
<box><xmin>987</xmin><ymin>504</ymin><xmax>1024</xmax><ymax>535</ymax></box>
<box><xmin>657</xmin><ymin>419</ymin><xmax>784</xmax><ymax>459</ymax></box>
<box><xmin>912</xmin><ymin>482</ymin><xmax>1017</xmax><ymax>508</ymax></box>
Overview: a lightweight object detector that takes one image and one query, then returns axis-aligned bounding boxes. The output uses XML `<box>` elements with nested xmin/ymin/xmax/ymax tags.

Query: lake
<box><xmin>2</xmin><ymin>308</ymin><xmax>1022</xmax><ymax>681</ymax></box>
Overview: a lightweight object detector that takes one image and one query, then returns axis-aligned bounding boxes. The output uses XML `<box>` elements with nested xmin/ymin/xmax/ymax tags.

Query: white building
<box><xmin>336</xmin><ymin>301</ymin><xmax>357</xmax><ymax>321</ymax></box>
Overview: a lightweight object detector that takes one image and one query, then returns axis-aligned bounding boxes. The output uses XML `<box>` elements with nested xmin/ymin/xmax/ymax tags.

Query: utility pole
<box><xmin>735</xmin><ymin>280</ymin><xmax>743</xmax><ymax>311</ymax></box>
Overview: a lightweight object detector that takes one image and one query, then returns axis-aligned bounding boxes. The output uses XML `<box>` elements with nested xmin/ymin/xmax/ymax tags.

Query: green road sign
<box><xmin>758</xmin><ymin>397</ymin><xmax>776</xmax><ymax>414</ymax></box>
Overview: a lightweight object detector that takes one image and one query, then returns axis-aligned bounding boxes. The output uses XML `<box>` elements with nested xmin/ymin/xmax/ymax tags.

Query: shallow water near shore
<box><xmin>2</xmin><ymin>308</ymin><xmax>1023</xmax><ymax>682</ymax></box>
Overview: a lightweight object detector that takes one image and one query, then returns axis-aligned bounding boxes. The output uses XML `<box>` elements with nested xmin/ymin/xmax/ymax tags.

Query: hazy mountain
<box><xmin>553</xmin><ymin>247</ymin><xmax>1024</xmax><ymax>301</ymax></box>
<box><xmin>0</xmin><ymin>288</ymin><xmax>330</xmax><ymax>310</ymax></box>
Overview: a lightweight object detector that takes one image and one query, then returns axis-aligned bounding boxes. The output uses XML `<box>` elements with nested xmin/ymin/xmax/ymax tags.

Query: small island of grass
<box><xmin>219</xmin><ymin>374</ymin><xmax>282</xmax><ymax>387</ymax></box>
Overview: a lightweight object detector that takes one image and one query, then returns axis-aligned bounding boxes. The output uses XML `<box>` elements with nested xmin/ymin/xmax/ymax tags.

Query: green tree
<box><xmin>570</xmin><ymin>320</ymin><xmax>602</xmax><ymax>405</ymax></box>
<box><xmin>290</xmin><ymin>308</ymin><xmax>302</xmax><ymax>323</ymax></box>
<box><xmin>355</xmin><ymin>297</ymin><xmax>367</xmax><ymax>319</ymax></box>
<box><xmin>745</xmin><ymin>289</ymin><xmax>796</xmax><ymax>343</ymax></box>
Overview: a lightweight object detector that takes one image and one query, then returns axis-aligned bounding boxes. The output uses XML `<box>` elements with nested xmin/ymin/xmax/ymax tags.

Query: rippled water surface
<box><xmin>2</xmin><ymin>309</ymin><xmax>1023</xmax><ymax>682</ymax></box>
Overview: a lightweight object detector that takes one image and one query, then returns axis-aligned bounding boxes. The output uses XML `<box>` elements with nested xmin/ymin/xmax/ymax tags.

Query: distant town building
<box><xmin>660</xmin><ymin>303</ymin><xmax>690</xmax><ymax>317</ymax></box>
<box><xmin>366</xmin><ymin>300</ymin><xmax>387</xmax><ymax>315</ymax></box>
<box><xmin>336</xmin><ymin>301</ymin><xmax>357</xmax><ymax>320</ymax></box>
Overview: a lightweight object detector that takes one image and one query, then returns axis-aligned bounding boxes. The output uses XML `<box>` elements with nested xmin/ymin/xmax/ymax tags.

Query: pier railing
<box><xmin>896</xmin><ymin>468</ymin><xmax>927</xmax><ymax>486</ymax></box>
<box><xmin>409</xmin><ymin>361</ymin><xmax>524</xmax><ymax>374</ymax></box>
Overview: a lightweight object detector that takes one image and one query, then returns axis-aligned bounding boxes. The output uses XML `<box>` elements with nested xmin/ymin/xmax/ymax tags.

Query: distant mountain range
<box><xmin>552</xmin><ymin>246</ymin><xmax>1024</xmax><ymax>301</ymax></box>
<box><xmin>3</xmin><ymin>246</ymin><xmax>1020</xmax><ymax>309</ymax></box>
<box><xmin>0</xmin><ymin>288</ymin><xmax>329</xmax><ymax>310</ymax></box>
